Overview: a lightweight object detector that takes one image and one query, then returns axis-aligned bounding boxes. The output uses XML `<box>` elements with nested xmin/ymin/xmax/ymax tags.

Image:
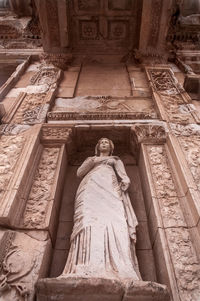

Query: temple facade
<box><xmin>0</xmin><ymin>1</ymin><xmax>200</xmax><ymax>300</ymax></box>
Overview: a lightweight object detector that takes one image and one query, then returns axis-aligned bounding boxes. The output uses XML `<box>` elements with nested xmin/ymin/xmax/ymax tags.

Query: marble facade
<box><xmin>0</xmin><ymin>1</ymin><xmax>200</xmax><ymax>300</ymax></box>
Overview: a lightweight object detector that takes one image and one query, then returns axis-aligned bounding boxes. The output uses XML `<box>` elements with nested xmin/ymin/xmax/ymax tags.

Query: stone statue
<box><xmin>61</xmin><ymin>138</ymin><xmax>141</xmax><ymax>282</ymax></box>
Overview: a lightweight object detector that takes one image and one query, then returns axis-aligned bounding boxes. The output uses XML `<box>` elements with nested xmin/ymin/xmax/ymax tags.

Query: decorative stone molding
<box><xmin>169</xmin><ymin>123</ymin><xmax>200</xmax><ymax>137</ymax></box>
<box><xmin>48</xmin><ymin>111</ymin><xmax>156</xmax><ymax>121</ymax></box>
<box><xmin>0</xmin><ymin>229</ymin><xmax>51</xmax><ymax>301</ymax></box>
<box><xmin>140</xmin><ymin>143</ymin><xmax>200</xmax><ymax>301</ymax></box>
<box><xmin>30</xmin><ymin>67</ymin><xmax>60</xmax><ymax>86</ymax></box>
<box><xmin>41</xmin><ymin>125</ymin><xmax>73</xmax><ymax>143</ymax></box>
<box><xmin>0</xmin><ymin>125</ymin><xmax>41</xmax><ymax>227</ymax></box>
<box><xmin>9</xmin><ymin>0</ymin><xmax>32</xmax><ymax>16</ymax></box>
<box><xmin>0</xmin><ymin>133</ymin><xmax>26</xmax><ymax>202</ymax></box>
<box><xmin>41</xmin><ymin>53</ymin><xmax>73</xmax><ymax>71</ymax></box>
<box><xmin>131</xmin><ymin>124</ymin><xmax>167</xmax><ymax>145</ymax></box>
<box><xmin>22</xmin><ymin>147</ymin><xmax>60</xmax><ymax>229</ymax></box>
<box><xmin>145</xmin><ymin>67</ymin><xmax>196</xmax><ymax>124</ymax></box>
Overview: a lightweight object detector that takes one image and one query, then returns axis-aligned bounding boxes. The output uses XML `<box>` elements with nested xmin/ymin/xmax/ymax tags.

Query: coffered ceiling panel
<box><xmin>70</xmin><ymin>0</ymin><xmax>142</xmax><ymax>53</ymax></box>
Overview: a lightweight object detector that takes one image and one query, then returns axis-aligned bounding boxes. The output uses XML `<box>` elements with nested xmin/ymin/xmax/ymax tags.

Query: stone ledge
<box><xmin>36</xmin><ymin>277</ymin><xmax>170</xmax><ymax>301</ymax></box>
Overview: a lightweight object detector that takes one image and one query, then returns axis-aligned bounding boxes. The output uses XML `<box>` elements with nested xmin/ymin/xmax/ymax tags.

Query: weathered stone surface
<box><xmin>0</xmin><ymin>133</ymin><xmax>26</xmax><ymax>202</ymax></box>
<box><xmin>146</xmin><ymin>68</ymin><xmax>196</xmax><ymax>123</ymax></box>
<box><xmin>22</xmin><ymin>147</ymin><xmax>60</xmax><ymax>228</ymax></box>
<box><xmin>142</xmin><ymin>143</ymin><xmax>200</xmax><ymax>301</ymax></box>
<box><xmin>36</xmin><ymin>277</ymin><xmax>170</xmax><ymax>301</ymax></box>
<box><xmin>0</xmin><ymin>229</ymin><xmax>51</xmax><ymax>301</ymax></box>
<box><xmin>0</xmin><ymin>125</ymin><xmax>41</xmax><ymax>226</ymax></box>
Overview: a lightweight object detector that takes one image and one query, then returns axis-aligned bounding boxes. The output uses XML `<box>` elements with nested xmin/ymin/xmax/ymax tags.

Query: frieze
<box><xmin>41</xmin><ymin>126</ymin><xmax>72</xmax><ymax>142</ymax></box>
<box><xmin>131</xmin><ymin>124</ymin><xmax>166</xmax><ymax>145</ymax></box>
<box><xmin>23</xmin><ymin>148</ymin><xmax>60</xmax><ymax>228</ymax></box>
<box><xmin>47</xmin><ymin>111</ymin><xmax>156</xmax><ymax>121</ymax></box>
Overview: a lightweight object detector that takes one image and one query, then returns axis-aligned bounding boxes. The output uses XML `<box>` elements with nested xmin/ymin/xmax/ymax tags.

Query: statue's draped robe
<box><xmin>62</xmin><ymin>156</ymin><xmax>140</xmax><ymax>280</ymax></box>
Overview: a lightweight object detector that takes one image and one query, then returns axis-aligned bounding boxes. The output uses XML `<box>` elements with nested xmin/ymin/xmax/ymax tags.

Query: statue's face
<box><xmin>98</xmin><ymin>138</ymin><xmax>110</xmax><ymax>154</ymax></box>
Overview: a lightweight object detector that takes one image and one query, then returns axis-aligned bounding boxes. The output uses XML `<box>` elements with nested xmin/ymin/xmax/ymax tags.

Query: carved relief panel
<box><xmin>146</xmin><ymin>68</ymin><xmax>196</xmax><ymax>124</ymax></box>
<box><xmin>134</xmin><ymin>125</ymin><xmax>200</xmax><ymax>301</ymax></box>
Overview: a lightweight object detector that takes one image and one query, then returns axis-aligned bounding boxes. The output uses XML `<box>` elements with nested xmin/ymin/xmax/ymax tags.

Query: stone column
<box><xmin>9</xmin><ymin>0</ymin><xmax>32</xmax><ymax>16</ymax></box>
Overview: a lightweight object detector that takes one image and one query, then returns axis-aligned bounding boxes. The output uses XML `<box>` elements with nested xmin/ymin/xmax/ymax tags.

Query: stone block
<box><xmin>60</xmin><ymin>71</ymin><xmax>80</xmax><ymax>88</ymax></box>
<box><xmin>1</xmin><ymin>97</ymin><xmax>17</xmax><ymax>114</ymax></box>
<box><xmin>36</xmin><ymin>278</ymin><xmax>170</xmax><ymax>301</ymax></box>
<box><xmin>0</xmin><ymin>229</ymin><xmax>52</xmax><ymax>301</ymax></box>
<box><xmin>184</xmin><ymin>74</ymin><xmax>200</xmax><ymax>95</ymax></box>
<box><xmin>57</xmin><ymin>87</ymin><xmax>75</xmax><ymax>97</ymax></box>
<box><xmin>15</xmin><ymin>71</ymin><xmax>35</xmax><ymax>88</ymax></box>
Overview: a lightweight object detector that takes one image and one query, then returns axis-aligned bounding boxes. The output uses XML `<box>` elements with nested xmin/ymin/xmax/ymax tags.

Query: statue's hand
<box><xmin>120</xmin><ymin>180</ymin><xmax>130</xmax><ymax>191</ymax></box>
<box><xmin>131</xmin><ymin>234</ymin><xmax>137</xmax><ymax>244</ymax></box>
<box><xmin>107</xmin><ymin>158</ymin><xmax>116</xmax><ymax>166</ymax></box>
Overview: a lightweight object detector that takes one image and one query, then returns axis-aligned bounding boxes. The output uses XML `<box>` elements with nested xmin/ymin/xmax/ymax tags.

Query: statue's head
<box><xmin>95</xmin><ymin>138</ymin><xmax>114</xmax><ymax>156</ymax></box>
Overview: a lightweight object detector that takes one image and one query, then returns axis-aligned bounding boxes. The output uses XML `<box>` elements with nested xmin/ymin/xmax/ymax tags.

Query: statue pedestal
<box><xmin>36</xmin><ymin>277</ymin><xmax>170</xmax><ymax>301</ymax></box>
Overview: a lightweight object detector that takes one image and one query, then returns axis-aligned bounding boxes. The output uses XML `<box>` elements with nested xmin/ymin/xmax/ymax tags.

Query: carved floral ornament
<box><xmin>41</xmin><ymin>126</ymin><xmax>73</xmax><ymax>143</ymax></box>
<box><xmin>170</xmin><ymin>123</ymin><xmax>200</xmax><ymax>137</ymax></box>
<box><xmin>131</xmin><ymin>124</ymin><xmax>167</xmax><ymax>145</ymax></box>
<box><xmin>147</xmin><ymin>68</ymin><xmax>184</xmax><ymax>95</ymax></box>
